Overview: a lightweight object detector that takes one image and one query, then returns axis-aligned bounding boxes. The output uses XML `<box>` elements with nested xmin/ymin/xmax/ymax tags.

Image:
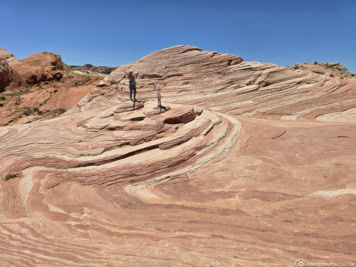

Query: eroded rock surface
<box><xmin>293</xmin><ymin>61</ymin><xmax>354</xmax><ymax>79</ymax></box>
<box><xmin>0</xmin><ymin>48</ymin><xmax>17</xmax><ymax>63</ymax></box>
<box><xmin>76</xmin><ymin>45</ymin><xmax>356</xmax><ymax>123</ymax></box>
<box><xmin>0</xmin><ymin>59</ymin><xmax>11</xmax><ymax>91</ymax></box>
<box><xmin>0</xmin><ymin>48</ymin><xmax>106</xmax><ymax>126</ymax></box>
<box><xmin>1</xmin><ymin>45</ymin><xmax>356</xmax><ymax>266</ymax></box>
<box><xmin>0</xmin><ymin>49</ymin><xmax>24</xmax><ymax>91</ymax></box>
<box><xmin>9</xmin><ymin>52</ymin><xmax>64</xmax><ymax>85</ymax></box>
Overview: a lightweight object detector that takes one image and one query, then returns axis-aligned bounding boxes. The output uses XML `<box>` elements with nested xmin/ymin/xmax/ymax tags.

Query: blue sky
<box><xmin>1</xmin><ymin>0</ymin><xmax>356</xmax><ymax>72</ymax></box>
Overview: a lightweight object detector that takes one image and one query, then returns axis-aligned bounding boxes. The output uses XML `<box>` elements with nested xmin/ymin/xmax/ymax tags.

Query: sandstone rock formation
<box><xmin>0</xmin><ymin>49</ymin><xmax>64</xmax><ymax>91</ymax></box>
<box><xmin>0</xmin><ymin>73</ymin><xmax>103</xmax><ymax>126</ymax></box>
<box><xmin>1</xmin><ymin>45</ymin><xmax>356</xmax><ymax>266</ymax></box>
<box><xmin>0</xmin><ymin>49</ymin><xmax>24</xmax><ymax>91</ymax></box>
<box><xmin>9</xmin><ymin>52</ymin><xmax>64</xmax><ymax>85</ymax></box>
<box><xmin>0</xmin><ymin>59</ymin><xmax>24</xmax><ymax>92</ymax></box>
<box><xmin>0</xmin><ymin>48</ymin><xmax>17</xmax><ymax>62</ymax></box>
<box><xmin>293</xmin><ymin>61</ymin><xmax>354</xmax><ymax>79</ymax></box>
<box><xmin>0</xmin><ymin>49</ymin><xmax>106</xmax><ymax>126</ymax></box>
<box><xmin>0</xmin><ymin>59</ymin><xmax>11</xmax><ymax>91</ymax></box>
<box><xmin>81</xmin><ymin>63</ymin><xmax>116</xmax><ymax>74</ymax></box>
<box><xmin>75</xmin><ymin>45</ymin><xmax>356</xmax><ymax>123</ymax></box>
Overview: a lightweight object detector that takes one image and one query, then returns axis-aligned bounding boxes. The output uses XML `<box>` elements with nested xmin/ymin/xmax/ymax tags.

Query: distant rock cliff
<box><xmin>0</xmin><ymin>48</ymin><xmax>106</xmax><ymax>126</ymax></box>
<box><xmin>66</xmin><ymin>63</ymin><xmax>116</xmax><ymax>74</ymax></box>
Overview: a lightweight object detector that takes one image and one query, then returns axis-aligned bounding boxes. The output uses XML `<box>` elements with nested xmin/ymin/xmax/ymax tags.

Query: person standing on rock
<box><xmin>153</xmin><ymin>83</ymin><xmax>167</xmax><ymax>112</ymax></box>
<box><xmin>123</xmin><ymin>70</ymin><xmax>137</xmax><ymax>102</ymax></box>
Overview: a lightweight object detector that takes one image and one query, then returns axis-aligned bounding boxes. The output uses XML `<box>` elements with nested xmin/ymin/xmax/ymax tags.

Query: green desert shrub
<box><xmin>4</xmin><ymin>90</ymin><xmax>30</xmax><ymax>97</ymax></box>
<box><xmin>24</xmin><ymin>108</ymin><xmax>33</xmax><ymax>116</ymax></box>
<box><xmin>4</xmin><ymin>173</ymin><xmax>20</xmax><ymax>181</ymax></box>
<box><xmin>56</xmin><ymin>108</ymin><xmax>66</xmax><ymax>114</ymax></box>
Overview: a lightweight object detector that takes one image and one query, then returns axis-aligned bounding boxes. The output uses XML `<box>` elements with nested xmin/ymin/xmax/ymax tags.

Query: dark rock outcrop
<box><xmin>67</xmin><ymin>63</ymin><xmax>116</xmax><ymax>74</ymax></box>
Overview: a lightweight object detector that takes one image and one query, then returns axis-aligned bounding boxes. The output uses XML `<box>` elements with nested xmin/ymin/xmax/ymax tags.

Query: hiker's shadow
<box><xmin>132</xmin><ymin>100</ymin><xmax>144</xmax><ymax>110</ymax></box>
<box><xmin>159</xmin><ymin>105</ymin><xmax>167</xmax><ymax>112</ymax></box>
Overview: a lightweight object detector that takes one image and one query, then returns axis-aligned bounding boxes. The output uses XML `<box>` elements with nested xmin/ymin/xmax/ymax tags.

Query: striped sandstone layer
<box><xmin>1</xmin><ymin>46</ymin><xmax>356</xmax><ymax>266</ymax></box>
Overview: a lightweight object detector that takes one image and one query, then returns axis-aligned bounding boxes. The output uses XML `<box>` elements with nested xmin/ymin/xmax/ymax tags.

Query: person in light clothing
<box><xmin>153</xmin><ymin>83</ymin><xmax>166</xmax><ymax>112</ymax></box>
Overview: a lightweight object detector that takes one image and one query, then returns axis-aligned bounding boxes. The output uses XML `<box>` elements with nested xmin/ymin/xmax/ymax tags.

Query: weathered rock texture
<box><xmin>0</xmin><ymin>48</ymin><xmax>17</xmax><ymax>63</ymax></box>
<box><xmin>81</xmin><ymin>63</ymin><xmax>116</xmax><ymax>74</ymax></box>
<box><xmin>1</xmin><ymin>45</ymin><xmax>356</xmax><ymax>266</ymax></box>
<box><xmin>0</xmin><ymin>49</ymin><xmax>24</xmax><ymax>91</ymax></box>
<box><xmin>0</xmin><ymin>48</ymin><xmax>106</xmax><ymax>126</ymax></box>
<box><xmin>0</xmin><ymin>73</ymin><xmax>103</xmax><ymax>126</ymax></box>
<box><xmin>75</xmin><ymin>45</ymin><xmax>356</xmax><ymax>123</ymax></box>
<box><xmin>9</xmin><ymin>52</ymin><xmax>64</xmax><ymax>85</ymax></box>
<box><xmin>0</xmin><ymin>59</ymin><xmax>11</xmax><ymax>91</ymax></box>
<box><xmin>64</xmin><ymin>63</ymin><xmax>117</xmax><ymax>75</ymax></box>
<box><xmin>293</xmin><ymin>61</ymin><xmax>354</xmax><ymax>79</ymax></box>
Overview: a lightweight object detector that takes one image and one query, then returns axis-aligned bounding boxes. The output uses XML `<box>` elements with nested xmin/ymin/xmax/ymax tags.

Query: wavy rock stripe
<box><xmin>1</xmin><ymin>101</ymin><xmax>248</xmax><ymax>266</ymax></box>
<box><xmin>1</xmin><ymin>46</ymin><xmax>356</xmax><ymax>266</ymax></box>
<box><xmin>72</xmin><ymin>45</ymin><xmax>356</xmax><ymax>123</ymax></box>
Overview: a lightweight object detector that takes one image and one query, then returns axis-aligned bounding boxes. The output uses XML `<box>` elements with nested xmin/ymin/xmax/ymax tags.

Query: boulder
<box><xmin>0</xmin><ymin>59</ymin><xmax>11</xmax><ymax>91</ymax></box>
<box><xmin>0</xmin><ymin>58</ymin><xmax>24</xmax><ymax>91</ymax></box>
<box><xmin>0</xmin><ymin>48</ymin><xmax>23</xmax><ymax>91</ymax></box>
<box><xmin>9</xmin><ymin>52</ymin><xmax>64</xmax><ymax>84</ymax></box>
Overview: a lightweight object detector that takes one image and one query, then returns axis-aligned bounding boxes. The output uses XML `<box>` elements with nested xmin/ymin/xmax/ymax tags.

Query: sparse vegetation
<box><xmin>73</xmin><ymin>81</ymin><xmax>81</xmax><ymax>87</ymax></box>
<box><xmin>62</xmin><ymin>63</ymin><xmax>72</xmax><ymax>73</ymax></box>
<box><xmin>38</xmin><ymin>108</ymin><xmax>66</xmax><ymax>117</ymax></box>
<box><xmin>32</xmin><ymin>107</ymin><xmax>44</xmax><ymax>115</ymax></box>
<box><xmin>24</xmin><ymin>108</ymin><xmax>33</xmax><ymax>116</ymax></box>
<box><xmin>3</xmin><ymin>90</ymin><xmax>30</xmax><ymax>97</ymax></box>
<box><xmin>55</xmin><ymin>108</ymin><xmax>66</xmax><ymax>114</ymax></box>
<box><xmin>73</xmin><ymin>77</ymin><xmax>90</xmax><ymax>87</ymax></box>
<box><xmin>0</xmin><ymin>96</ymin><xmax>5</xmax><ymax>101</ymax></box>
<box><xmin>4</xmin><ymin>173</ymin><xmax>20</xmax><ymax>181</ymax></box>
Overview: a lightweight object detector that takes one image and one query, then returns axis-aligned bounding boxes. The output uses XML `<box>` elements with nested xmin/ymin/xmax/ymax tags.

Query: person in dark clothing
<box><xmin>123</xmin><ymin>70</ymin><xmax>137</xmax><ymax>102</ymax></box>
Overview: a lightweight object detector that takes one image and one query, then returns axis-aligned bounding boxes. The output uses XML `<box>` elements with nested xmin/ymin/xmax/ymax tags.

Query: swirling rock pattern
<box><xmin>74</xmin><ymin>45</ymin><xmax>356</xmax><ymax>123</ymax></box>
<box><xmin>1</xmin><ymin>46</ymin><xmax>356</xmax><ymax>266</ymax></box>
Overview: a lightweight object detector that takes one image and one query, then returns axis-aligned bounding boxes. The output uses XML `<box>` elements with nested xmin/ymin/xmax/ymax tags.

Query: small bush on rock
<box><xmin>4</xmin><ymin>173</ymin><xmax>20</xmax><ymax>181</ymax></box>
<box><xmin>24</xmin><ymin>109</ymin><xmax>33</xmax><ymax>116</ymax></box>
